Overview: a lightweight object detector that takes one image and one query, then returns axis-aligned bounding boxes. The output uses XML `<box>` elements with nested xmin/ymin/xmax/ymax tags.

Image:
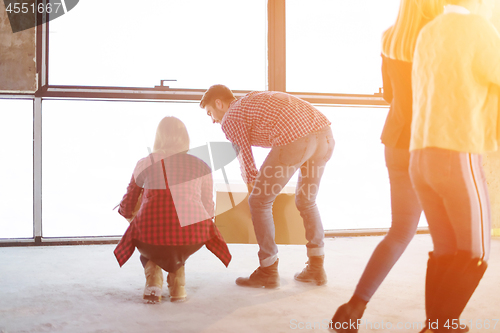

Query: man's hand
<box><xmin>246</xmin><ymin>182</ymin><xmax>255</xmax><ymax>194</ymax></box>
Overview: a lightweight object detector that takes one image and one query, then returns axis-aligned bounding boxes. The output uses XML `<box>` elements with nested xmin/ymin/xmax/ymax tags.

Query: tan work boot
<box><xmin>168</xmin><ymin>265</ymin><xmax>187</xmax><ymax>302</ymax></box>
<box><xmin>235</xmin><ymin>258</ymin><xmax>280</xmax><ymax>289</ymax></box>
<box><xmin>294</xmin><ymin>255</ymin><xmax>327</xmax><ymax>286</ymax></box>
<box><xmin>143</xmin><ymin>260</ymin><xmax>163</xmax><ymax>303</ymax></box>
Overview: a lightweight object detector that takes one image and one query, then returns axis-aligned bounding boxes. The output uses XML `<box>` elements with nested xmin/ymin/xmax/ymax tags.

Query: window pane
<box><xmin>42</xmin><ymin>101</ymin><xmax>427</xmax><ymax>236</ymax></box>
<box><xmin>286</xmin><ymin>0</ymin><xmax>400</xmax><ymax>94</ymax></box>
<box><xmin>0</xmin><ymin>99</ymin><xmax>33</xmax><ymax>238</ymax></box>
<box><xmin>49</xmin><ymin>0</ymin><xmax>267</xmax><ymax>90</ymax></box>
<box><xmin>316</xmin><ymin>106</ymin><xmax>427</xmax><ymax>230</ymax></box>
<box><xmin>42</xmin><ymin>100</ymin><xmax>242</xmax><ymax>237</ymax></box>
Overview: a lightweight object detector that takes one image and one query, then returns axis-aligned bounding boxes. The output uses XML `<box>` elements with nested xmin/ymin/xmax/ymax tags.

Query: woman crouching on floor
<box><xmin>114</xmin><ymin>116</ymin><xmax>231</xmax><ymax>303</ymax></box>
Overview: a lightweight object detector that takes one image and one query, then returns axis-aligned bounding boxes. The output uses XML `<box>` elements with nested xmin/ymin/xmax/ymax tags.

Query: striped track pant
<box><xmin>410</xmin><ymin>147</ymin><xmax>491</xmax><ymax>261</ymax></box>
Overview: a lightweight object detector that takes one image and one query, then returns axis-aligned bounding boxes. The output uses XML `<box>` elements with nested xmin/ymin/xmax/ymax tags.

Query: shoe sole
<box><xmin>235</xmin><ymin>282</ymin><xmax>280</xmax><ymax>289</ymax></box>
<box><xmin>170</xmin><ymin>296</ymin><xmax>187</xmax><ymax>302</ymax></box>
<box><xmin>143</xmin><ymin>294</ymin><xmax>161</xmax><ymax>303</ymax></box>
<box><xmin>264</xmin><ymin>284</ymin><xmax>280</xmax><ymax>289</ymax></box>
<box><xmin>294</xmin><ymin>277</ymin><xmax>327</xmax><ymax>286</ymax></box>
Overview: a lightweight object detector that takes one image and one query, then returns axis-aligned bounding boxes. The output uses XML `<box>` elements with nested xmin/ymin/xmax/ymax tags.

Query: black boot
<box><xmin>419</xmin><ymin>252</ymin><xmax>469</xmax><ymax>333</ymax></box>
<box><xmin>424</xmin><ymin>252</ymin><xmax>451</xmax><ymax>318</ymax></box>
<box><xmin>329</xmin><ymin>294</ymin><xmax>367</xmax><ymax>333</ymax></box>
<box><xmin>428</xmin><ymin>251</ymin><xmax>487</xmax><ymax>332</ymax></box>
<box><xmin>235</xmin><ymin>258</ymin><xmax>280</xmax><ymax>288</ymax></box>
<box><xmin>294</xmin><ymin>255</ymin><xmax>327</xmax><ymax>286</ymax></box>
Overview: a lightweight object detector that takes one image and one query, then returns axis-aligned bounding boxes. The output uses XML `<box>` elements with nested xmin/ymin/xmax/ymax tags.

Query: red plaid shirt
<box><xmin>114</xmin><ymin>153</ymin><xmax>231</xmax><ymax>267</ymax></box>
<box><xmin>221</xmin><ymin>91</ymin><xmax>331</xmax><ymax>183</ymax></box>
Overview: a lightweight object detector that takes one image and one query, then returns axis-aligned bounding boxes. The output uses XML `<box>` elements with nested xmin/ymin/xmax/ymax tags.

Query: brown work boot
<box><xmin>168</xmin><ymin>265</ymin><xmax>187</xmax><ymax>302</ymax></box>
<box><xmin>294</xmin><ymin>255</ymin><xmax>327</xmax><ymax>286</ymax></box>
<box><xmin>235</xmin><ymin>258</ymin><xmax>280</xmax><ymax>289</ymax></box>
<box><xmin>143</xmin><ymin>260</ymin><xmax>163</xmax><ymax>303</ymax></box>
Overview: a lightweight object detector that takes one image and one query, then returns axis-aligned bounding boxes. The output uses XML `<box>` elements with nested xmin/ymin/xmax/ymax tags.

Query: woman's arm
<box><xmin>118</xmin><ymin>175</ymin><xmax>144</xmax><ymax>221</ymax></box>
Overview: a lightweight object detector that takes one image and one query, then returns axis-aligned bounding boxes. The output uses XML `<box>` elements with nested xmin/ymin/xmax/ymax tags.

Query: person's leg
<box><xmin>411</xmin><ymin>148</ymin><xmax>490</xmax><ymax>332</ymax></box>
<box><xmin>439</xmin><ymin>153</ymin><xmax>491</xmax><ymax>261</ymax></box>
<box><xmin>135</xmin><ymin>240</ymin><xmax>203</xmax><ymax>302</ymax></box>
<box><xmin>353</xmin><ymin>146</ymin><xmax>422</xmax><ymax>301</ymax></box>
<box><xmin>134</xmin><ymin>240</ymin><xmax>164</xmax><ymax>303</ymax></box>
<box><xmin>409</xmin><ymin>148</ymin><xmax>461</xmax><ymax>331</ymax></box>
<box><xmin>295</xmin><ymin>127</ymin><xmax>334</xmax><ymax>253</ymax></box>
<box><xmin>410</xmin><ymin>149</ymin><xmax>458</xmax><ymax>257</ymax></box>
<box><xmin>236</xmin><ymin>133</ymin><xmax>316</xmax><ymax>288</ymax></box>
<box><xmin>427</xmin><ymin>151</ymin><xmax>490</xmax><ymax>331</ymax></box>
<box><xmin>331</xmin><ymin>147</ymin><xmax>422</xmax><ymax>332</ymax></box>
<box><xmin>249</xmin><ymin>134</ymin><xmax>315</xmax><ymax>266</ymax></box>
<box><xmin>168</xmin><ymin>265</ymin><xmax>187</xmax><ymax>302</ymax></box>
<box><xmin>293</xmin><ymin>126</ymin><xmax>334</xmax><ymax>285</ymax></box>
<box><xmin>139</xmin><ymin>254</ymin><xmax>149</xmax><ymax>269</ymax></box>
<box><xmin>143</xmin><ymin>260</ymin><xmax>164</xmax><ymax>303</ymax></box>
<box><xmin>414</xmin><ymin>149</ymin><xmax>490</xmax><ymax>259</ymax></box>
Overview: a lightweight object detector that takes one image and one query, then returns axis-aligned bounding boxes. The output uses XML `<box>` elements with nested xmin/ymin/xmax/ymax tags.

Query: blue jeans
<box><xmin>354</xmin><ymin>146</ymin><xmax>422</xmax><ymax>301</ymax></box>
<box><xmin>248</xmin><ymin>126</ymin><xmax>334</xmax><ymax>267</ymax></box>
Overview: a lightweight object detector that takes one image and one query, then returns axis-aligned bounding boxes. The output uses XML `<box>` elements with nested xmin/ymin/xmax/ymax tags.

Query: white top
<box><xmin>444</xmin><ymin>4</ymin><xmax>471</xmax><ymax>15</ymax></box>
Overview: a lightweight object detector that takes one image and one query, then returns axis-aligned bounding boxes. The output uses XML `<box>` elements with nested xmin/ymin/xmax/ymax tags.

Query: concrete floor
<box><xmin>1</xmin><ymin>234</ymin><xmax>499</xmax><ymax>333</ymax></box>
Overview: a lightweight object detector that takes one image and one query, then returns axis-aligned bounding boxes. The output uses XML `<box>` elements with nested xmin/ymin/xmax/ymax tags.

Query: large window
<box><xmin>315</xmin><ymin>105</ymin><xmax>427</xmax><ymax>230</ymax></box>
<box><xmin>41</xmin><ymin>101</ymin><xmax>428</xmax><ymax>234</ymax></box>
<box><xmin>3</xmin><ymin>0</ymin><xmax>425</xmax><ymax>242</ymax></box>
<box><xmin>286</xmin><ymin>0</ymin><xmax>400</xmax><ymax>94</ymax></box>
<box><xmin>42</xmin><ymin>99</ymin><xmax>249</xmax><ymax>237</ymax></box>
<box><xmin>0</xmin><ymin>99</ymin><xmax>33</xmax><ymax>239</ymax></box>
<box><xmin>49</xmin><ymin>0</ymin><xmax>267</xmax><ymax>90</ymax></box>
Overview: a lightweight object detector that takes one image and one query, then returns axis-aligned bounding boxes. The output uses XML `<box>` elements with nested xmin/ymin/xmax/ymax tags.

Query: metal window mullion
<box><xmin>33</xmin><ymin>98</ymin><xmax>42</xmax><ymax>244</ymax></box>
<box><xmin>268</xmin><ymin>0</ymin><xmax>286</xmax><ymax>92</ymax></box>
<box><xmin>33</xmin><ymin>0</ymin><xmax>48</xmax><ymax>245</ymax></box>
<box><xmin>36</xmin><ymin>0</ymin><xmax>48</xmax><ymax>89</ymax></box>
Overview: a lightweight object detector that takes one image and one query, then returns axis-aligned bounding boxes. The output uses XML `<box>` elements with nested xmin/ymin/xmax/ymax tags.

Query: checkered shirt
<box><xmin>114</xmin><ymin>153</ymin><xmax>231</xmax><ymax>267</ymax></box>
<box><xmin>221</xmin><ymin>91</ymin><xmax>331</xmax><ymax>183</ymax></box>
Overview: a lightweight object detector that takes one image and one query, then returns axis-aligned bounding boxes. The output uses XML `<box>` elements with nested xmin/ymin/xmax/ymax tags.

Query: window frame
<box><xmin>0</xmin><ymin>0</ymin><xmax>400</xmax><ymax>246</ymax></box>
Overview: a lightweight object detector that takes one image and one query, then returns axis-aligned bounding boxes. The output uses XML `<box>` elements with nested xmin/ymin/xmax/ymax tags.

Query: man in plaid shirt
<box><xmin>200</xmin><ymin>85</ymin><xmax>334</xmax><ymax>288</ymax></box>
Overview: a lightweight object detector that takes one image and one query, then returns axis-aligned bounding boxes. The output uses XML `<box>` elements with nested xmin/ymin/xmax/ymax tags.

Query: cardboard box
<box><xmin>214</xmin><ymin>184</ymin><xmax>307</xmax><ymax>245</ymax></box>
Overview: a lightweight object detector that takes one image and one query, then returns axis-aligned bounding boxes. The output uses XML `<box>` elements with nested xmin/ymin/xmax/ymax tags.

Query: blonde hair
<box><xmin>152</xmin><ymin>117</ymin><xmax>190</xmax><ymax>155</ymax></box>
<box><xmin>382</xmin><ymin>0</ymin><xmax>445</xmax><ymax>62</ymax></box>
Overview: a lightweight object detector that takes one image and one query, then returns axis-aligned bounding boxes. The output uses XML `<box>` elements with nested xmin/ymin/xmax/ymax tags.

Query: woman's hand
<box><xmin>126</xmin><ymin>192</ymin><xmax>143</xmax><ymax>223</ymax></box>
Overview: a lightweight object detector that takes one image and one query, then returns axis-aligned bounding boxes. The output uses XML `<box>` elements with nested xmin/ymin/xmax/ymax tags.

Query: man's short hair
<box><xmin>200</xmin><ymin>84</ymin><xmax>236</xmax><ymax>108</ymax></box>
